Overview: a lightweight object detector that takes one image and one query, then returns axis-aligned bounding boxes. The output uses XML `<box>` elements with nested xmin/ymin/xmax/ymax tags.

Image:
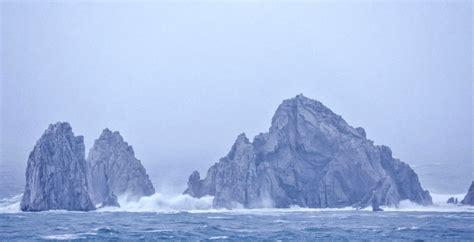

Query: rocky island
<box><xmin>88</xmin><ymin>129</ymin><xmax>155</xmax><ymax>204</ymax></box>
<box><xmin>184</xmin><ymin>94</ymin><xmax>432</xmax><ymax>209</ymax></box>
<box><xmin>20</xmin><ymin>122</ymin><xmax>95</xmax><ymax>211</ymax></box>
<box><xmin>20</xmin><ymin>123</ymin><xmax>155</xmax><ymax>211</ymax></box>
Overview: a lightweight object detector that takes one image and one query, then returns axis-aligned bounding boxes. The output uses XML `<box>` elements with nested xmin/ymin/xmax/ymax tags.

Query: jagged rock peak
<box><xmin>235</xmin><ymin>133</ymin><xmax>249</xmax><ymax>144</ymax></box>
<box><xmin>88</xmin><ymin>129</ymin><xmax>155</xmax><ymax>203</ymax></box>
<box><xmin>184</xmin><ymin>95</ymin><xmax>432</xmax><ymax>209</ymax></box>
<box><xmin>46</xmin><ymin>121</ymin><xmax>73</xmax><ymax>133</ymax></box>
<box><xmin>21</xmin><ymin>122</ymin><xmax>95</xmax><ymax>211</ymax></box>
<box><xmin>100</xmin><ymin>128</ymin><xmax>124</xmax><ymax>142</ymax></box>
<box><xmin>270</xmin><ymin>94</ymin><xmax>338</xmax><ymax>130</ymax></box>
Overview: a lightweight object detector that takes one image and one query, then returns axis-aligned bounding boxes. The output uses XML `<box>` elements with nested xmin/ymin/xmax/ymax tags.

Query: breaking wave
<box><xmin>1</xmin><ymin>192</ymin><xmax>473</xmax><ymax>214</ymax></box>
<box><xmin>99</xmin><ymin>193</ymin><xmax>214</xmax><ymax>212</ymax></box>
<box><xmin>381</xmin><ymin>193</ymin><xmax>474</xmax><ymax>213</ymax></box>
<box><xmin>0</xmin><ymin>194</ymin><xmax>22</xmax><ymax>213</ymax></box>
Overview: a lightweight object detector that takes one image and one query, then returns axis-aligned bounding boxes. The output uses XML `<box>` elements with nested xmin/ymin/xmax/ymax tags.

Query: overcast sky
<box><xmin>1</xmin><ymin>1</ymin><xmax>472</xmax><ymax>194</ymax></box>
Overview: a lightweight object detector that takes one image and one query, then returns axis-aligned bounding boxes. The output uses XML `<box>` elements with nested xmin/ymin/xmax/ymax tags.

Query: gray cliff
<box><xmin>461</xmin><ymin>181</ymin><xmax>474</xmax><ymax>205</ymax></box>
<box><xmin>88</xmin><ymin>129</ymin><xmax>155</xmax><ymax>203</ymax></box>
<box><xmin>20</xmin><ymin>122</ymin><xmax>95</xmax><ymax>211</ymax></box>
<box><xmin>184</xmin><ymin>94</ymin><xmax>432</xmax><ymax>208</ymax></box>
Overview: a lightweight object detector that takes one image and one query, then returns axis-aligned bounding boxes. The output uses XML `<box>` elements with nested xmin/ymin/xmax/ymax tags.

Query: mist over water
<box><xmin>0</xmin><ymin>1</ymin><xmax>472</xmax><ymax>240</ymax></box>
<box><xmin>1</xmin><ymin>1</ymin><xmax>472</xmax><ymax>200</ymax></box>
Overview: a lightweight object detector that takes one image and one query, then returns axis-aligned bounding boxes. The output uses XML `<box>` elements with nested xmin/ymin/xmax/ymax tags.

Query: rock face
<box><xmin>461</xmin><ymin>181</ymin><xmax>474</xmax><ymax>205</ymax></box>
<box><xmin>184</xmin><ymin>94</ymin><xmax>432</xmax><ymax>208</ymax></box>
<box><xmin>20</xmin><ymin>122</ymin><xmax>95</xmax><ymax>211</ymax></box>
<box><xmin>88</xmin><ymin>129</ymin><xmax>155</xmax><ymax>203</ymax></box>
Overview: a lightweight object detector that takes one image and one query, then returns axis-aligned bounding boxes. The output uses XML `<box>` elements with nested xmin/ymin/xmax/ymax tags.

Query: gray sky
<box><xmin>1</xmin><ymin>1</ymin><xmax>472</xmax><ymax>194</ymax></box>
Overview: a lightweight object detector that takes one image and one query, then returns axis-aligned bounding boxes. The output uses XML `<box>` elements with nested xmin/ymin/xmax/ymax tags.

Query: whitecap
<box><xmin>207</xmin><ymin>216</ymin><xmax>231</xmax><ymax>219</ymax></box>
<box><xmin>97</xmin><ymin>193</ymin><xmax>214</xmax><ymax>213</ymax></box>
<box><xmin>143</xmin><ymin>229</ymin><xmax>172</xmax><ymax>233</ymax></box>
<box><xmin>396</xmin><ymin>226</ymin><xmax>419</xmax><ymax>231</ymax></box>
<box><xmin>0</xmin><ymin>194</ymin><xmax>22</xmax><ymax>213</ymax></box>
<box><xmin>209</xmin><ymin>236</ymin><xmax>229</xmax><ymax>240</ymax></box>
<box><xmin>2</xmin><ymin>192</ymin><xmax>473</xmax><ymax>214</ymax></box>
<box><xmin>41</xmin><ymin>234</ymin><xmax>82</xmax><ymax>240</ymax></box>
<box><xmin>381</xmin><ymin>197</ymin><xmax>474</xmax><ymax>213</ymax></box>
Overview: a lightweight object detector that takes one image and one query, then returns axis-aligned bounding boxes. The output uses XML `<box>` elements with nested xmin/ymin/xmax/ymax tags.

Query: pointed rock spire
<box><xmin>88</xmin><ymin>129</ymin><xmax>155</xmax><ymax>203</ymax></box>
<box><xmin>20</xmin><ymin>122</ymin><xmax>95</xmax><ymax>211</ymax></box>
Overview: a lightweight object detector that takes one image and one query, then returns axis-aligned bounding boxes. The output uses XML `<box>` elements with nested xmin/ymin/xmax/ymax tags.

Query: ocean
<box><xmin>1</xmin><ymin>193</ymin><xmax>474</xmax><ymax>240</ymax></box>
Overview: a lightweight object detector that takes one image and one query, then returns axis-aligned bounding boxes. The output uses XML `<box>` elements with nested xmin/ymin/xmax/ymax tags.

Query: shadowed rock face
<box><xmin>20</xmin><ymin>122</ymin><xmax>95</xmax><ymax>211</ymax></box>
<box><xmin>461</xmin><ymin>182</ymin><xmax>474</xmax><ymax>205</ymax></box>
<box><xmin>184</xmin><ymin>94</ymin><xmax>432</xmax><ymax>208</ymax></box>
<box><xmin>88</xmin><ymin>129</ymin><xmax>155</xmax><ymax>203</ymax></box>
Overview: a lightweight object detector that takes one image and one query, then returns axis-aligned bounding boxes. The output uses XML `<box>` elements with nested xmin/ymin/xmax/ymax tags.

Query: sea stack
<box><xmin>20</xmin><ymin>122</ymin><xmax>95</xmax><ymax>211</ymax></box>
<box><xmin>461</xmin><ymin>181</ymin><xmax>474</xmax><ymax>205</ymax></box>
<box><xmin>88</xmin><ymin>129</ymin><xmax>155</xmax><ymax>204</ymax></box>
<box><xmin>446</xmin><ymin>197</ymin><xmax>459</xmax><ymax>204</ymax></box>
<box><xmin>184</xmin><ymin>94</ymin><xmax>432</xmax><ymax>208</ymax></box>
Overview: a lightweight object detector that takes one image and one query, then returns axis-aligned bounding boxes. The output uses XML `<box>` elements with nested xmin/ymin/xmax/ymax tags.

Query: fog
<box><xmin>0</xmin><ymin>1</ymin><xmax>472</xmax><ymax>197</ymax></box>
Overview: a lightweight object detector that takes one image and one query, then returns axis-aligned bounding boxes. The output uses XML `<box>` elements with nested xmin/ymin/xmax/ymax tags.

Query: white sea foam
<box><xmin>381</xmin><ymin>193</ymin><xmax>473</xmax><ymax>213</ymax></box>
<box><xmin>41</xmin><ymin>234</ymin><xmax>82</xmax><ymax>240</ymax></box>
<box><xmin>209</xmin><ymin>236</ymin><xmax>229</xmax><ymax>240</ymax></box>
<box><xmin>1</xmin><ymin>192</ymin><xmax>473</xmax><ymax>214</ymax></box>
<box><xmin>143</xmin><ymin>229</ymin><xmax>172</xmax><ymax>233</ymax></box>
<box><xmin>98</xmin><ymin>193</ymin><xmax>214</xmax><ymax>212</ymax></box>
<box><xmin>0</xmin><ymin>194</ymin><xmax>21</xmax><ymax>213</ymax></box>
<box><xmin>396</xmin><ymin>226</ymin><xmax>419</xmax><ymax>231</ymax></box>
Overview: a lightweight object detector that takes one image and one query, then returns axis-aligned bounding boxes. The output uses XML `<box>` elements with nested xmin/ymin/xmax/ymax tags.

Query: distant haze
<box><xmin>0</xmin><ymin>1</ymin><xmax>472</xmax><ymax>197</ymax></box>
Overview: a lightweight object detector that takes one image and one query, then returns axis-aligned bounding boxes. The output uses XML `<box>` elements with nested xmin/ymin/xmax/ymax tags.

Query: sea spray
<box><xmin>1</xmin><ymin>193</ymin><xmax>473</xmax><ymax>214</ymax></box>
<box><xmin>0</xmin><ymin>194</ymin><xmax>22</xmax><ymax>213</ymax></box>
<box><xmin>98</xmin><ymin>193</ymin><xmax>214</xmax><ymax>212</ymax></box>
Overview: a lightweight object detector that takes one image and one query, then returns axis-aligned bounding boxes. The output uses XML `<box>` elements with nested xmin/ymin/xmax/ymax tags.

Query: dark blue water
<box><xmin>1</xmin><ymin>210</ymin><xmax>473</xmax><ymax>240</ymax></box>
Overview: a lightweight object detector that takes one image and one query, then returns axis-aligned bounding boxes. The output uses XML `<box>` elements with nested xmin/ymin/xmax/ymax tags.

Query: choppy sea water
<box><xmin>1</xmin><ymin>193</ymin><xmax>473</xmax><ymax>240</ymax></box>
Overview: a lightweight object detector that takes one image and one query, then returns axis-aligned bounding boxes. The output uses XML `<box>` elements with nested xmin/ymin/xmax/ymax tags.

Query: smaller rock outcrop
<box><xmin>461</xmin><ymin>181</ymin><xmax>474</xmax><ymax>205</ymax></box>
<box><xmin>371</xmin><ymin>196</ymin><xmax>383</xmax><ymax>212</ymax></box>
<box><xmin>20</xmin><ymin>122</ymin><xmax>95</xmax><ymax>211</ymax></box>
<box><xmin>446</xmin><ymin>197</ymin><xmax>458</xmax><ymax>204</ymax></box>
<box><xmin>88</xmin><ymin>129</ymin><xmax>155</xmax><ymax>203</ymax></box>
<box><xmin>184</xmin><ymin>171</ymin><xmax>205</xmax><ymax>198</ymax></box>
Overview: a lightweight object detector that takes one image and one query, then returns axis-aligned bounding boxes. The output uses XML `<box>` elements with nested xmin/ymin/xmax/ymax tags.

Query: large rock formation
<box><xmin>88</xmin><ymin>129</ymin><xmax>155</xmax><ymax>203</ymax></box>
<box><xmin>461</xmin><ymin>181</ymin><xmax>474</xmax><ymax>205</ymax></box>
<box><xmin>20</xmin><ymin>122</ymin><xmax>95</xmax><ymax>211</ymax></box>
<box><xmin>184</xmin><ymin>94</ymin><xmax>432</xmax><ymax>208</ymax></box>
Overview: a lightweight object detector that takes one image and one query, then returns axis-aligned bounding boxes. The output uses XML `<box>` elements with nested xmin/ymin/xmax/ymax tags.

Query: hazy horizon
<box><xmin>1</xmin><ymin>1</ymin><xmax>472</xmax><ymax>197</ymax></box>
